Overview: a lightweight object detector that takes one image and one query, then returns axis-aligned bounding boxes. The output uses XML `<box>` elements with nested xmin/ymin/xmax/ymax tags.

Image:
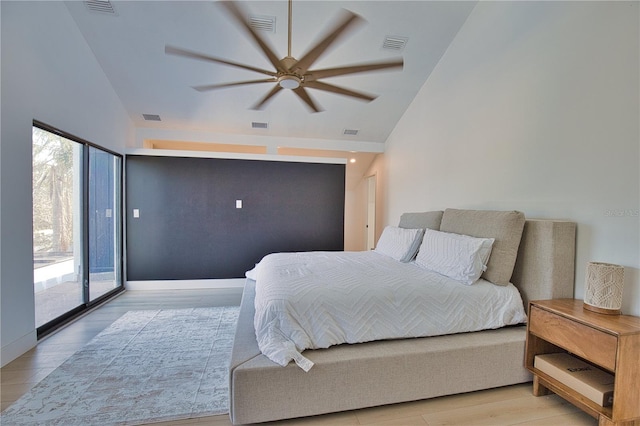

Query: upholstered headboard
<box><xmin>511</xmin><ymin>219</ymin><xmax>576</xmax><ymax>307</ymax></box>
<box><xmin>399</xmin><ymin>210</ymin><xmax>576</xmax><ymax>308</ymax></box>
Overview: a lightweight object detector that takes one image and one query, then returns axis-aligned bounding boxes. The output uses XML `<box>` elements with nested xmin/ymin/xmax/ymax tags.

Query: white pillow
<box><xmin>415</xmin><ymin>228</ymin><xmax>495</xmax><ymax>285</ymax></box>
<box><xmin>375</xmin><ymin>226</ymin><xmax>425</xmax><ymax>262</ymax></box>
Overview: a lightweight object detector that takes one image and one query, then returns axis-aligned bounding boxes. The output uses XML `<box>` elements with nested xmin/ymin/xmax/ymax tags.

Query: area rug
<box><xmin>1</xmin><ymin>306</ymin><xmax>239</xmax><ymax>426</ymax></box>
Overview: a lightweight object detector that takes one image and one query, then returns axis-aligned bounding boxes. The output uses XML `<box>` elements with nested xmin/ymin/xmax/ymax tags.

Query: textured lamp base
<box><xmin>583</xmin><ymin>302</ymin><xmax>621</xmax><ymax>315</ymax></box>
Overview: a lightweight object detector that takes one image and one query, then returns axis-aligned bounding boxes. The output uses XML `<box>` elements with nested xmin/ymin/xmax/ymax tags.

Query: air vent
<box><xmin>84</xmin><ymin>0</ymin><xmax>117</xmax><ymax>15</ymax></box>
<box><xmin>343</xmin><ymin>129</ymin><xmax>359</xmax><ymax>136</ymax></box>
<box><xmin>382</xmin><ymin>36</ymin><xmax>408</xmax><ymax>51</ymax></box>
<box><xmin>249</xmin><ymin>15</ymin><xmax>276</xmax><ymax>33</ymax></box>
<box><xmin>252</xmin><ymin>122</ymin><xmax>269</xmax><ymax>129</ymax></box>
<box><xmin>142</xmin><ymin>114</ymin><xmax>161</xmax><ymax>122</ymax></box>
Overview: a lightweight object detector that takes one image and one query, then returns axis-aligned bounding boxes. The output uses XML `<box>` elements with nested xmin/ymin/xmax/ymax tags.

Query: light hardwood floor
<box><xmin>1</xmin><ymin>289</ymin><xmax>598</xmax><ymax>426</ymax></box>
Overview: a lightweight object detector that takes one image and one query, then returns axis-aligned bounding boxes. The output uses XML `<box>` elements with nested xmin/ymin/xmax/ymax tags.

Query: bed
<box><xmin>229</xmin><ymin>209</ymin><xmax>576</xmax><ymax>425</ymax></box>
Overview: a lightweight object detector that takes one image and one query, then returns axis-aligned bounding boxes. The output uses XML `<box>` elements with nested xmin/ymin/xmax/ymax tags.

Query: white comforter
<box><xmin>249</xmin><ymin>251</ymin><xmax>527</xmax><ymax>371</ymax></box>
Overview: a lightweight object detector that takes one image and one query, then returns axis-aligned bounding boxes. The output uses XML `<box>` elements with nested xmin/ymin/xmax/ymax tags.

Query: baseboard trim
<box><xmin>125</xmin><ymin>279</ymin><xmax>245</xmax><ymax>291</ymax></box>
<box><xmin>1</xmin><ymin>330</ymin><xmax>37</xmax><ymax>368</ymax></box>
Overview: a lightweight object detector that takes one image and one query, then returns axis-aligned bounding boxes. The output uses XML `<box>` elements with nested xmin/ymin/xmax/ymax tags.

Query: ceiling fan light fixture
<box><xmin>278</xmin><ymin>75</ymin><xmax>301</xmax><ymax>89</ymax></box>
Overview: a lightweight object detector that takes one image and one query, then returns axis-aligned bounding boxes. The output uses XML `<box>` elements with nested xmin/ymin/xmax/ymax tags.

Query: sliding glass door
<box><xmin>32</xmin><ymin>127</ymin><xmax>84</xmax><ymax>327</ymax></box>
<box><xmin>32</xmin><ymin>122</ymin><xmax>123</xmax><ymax>334</ymax></box>
<box><xmin>88</xmin><ymin>147</ymin><xmax>122</xmax><ymax>301</ymax></box>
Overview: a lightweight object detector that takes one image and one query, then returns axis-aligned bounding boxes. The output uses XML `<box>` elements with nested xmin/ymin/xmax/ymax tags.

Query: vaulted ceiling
<box><xmin>65</xmin><ymin>1</ymin><xmax>477</xmax><ymax>151</ymax></box>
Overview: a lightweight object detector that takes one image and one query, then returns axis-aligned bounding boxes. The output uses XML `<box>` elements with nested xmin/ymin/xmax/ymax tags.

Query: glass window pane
<box><xmin>32</xmin><ymin>127</ymin><xmax>84</xmax><ymax>327</ymax></box>
<box><xmin>88</xmin><ymin>147</ymin><xmax>122</xmax><ymax>301</ymax></box>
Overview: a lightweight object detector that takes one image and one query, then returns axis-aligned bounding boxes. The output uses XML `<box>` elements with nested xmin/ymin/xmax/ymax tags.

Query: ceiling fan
<box><xmin>165</xmin><ymin>0</ymin><xmax>403</xmax><ymax>112</ymax></box>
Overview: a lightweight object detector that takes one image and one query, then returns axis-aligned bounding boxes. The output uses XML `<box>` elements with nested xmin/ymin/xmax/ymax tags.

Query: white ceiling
<box><xmin>65</xmin><ymin>1</ymin><xmax>477</xmax><ymax>148</ymax></box>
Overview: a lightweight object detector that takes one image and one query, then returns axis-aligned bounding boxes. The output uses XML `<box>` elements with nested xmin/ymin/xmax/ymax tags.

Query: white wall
<box><xmin>384</xmin><ymin>2</ymin><xmax>639</xmax><ymax>315</ymax></box>
<box><xmin>1</xmin><ymin>1</ymin><xmax>134</xmax><ymax>366</ymax></box>
<box><xmin>344</xmin><ymin>185</ymin><xmax>363</xmax><ymax>251</ymax></box>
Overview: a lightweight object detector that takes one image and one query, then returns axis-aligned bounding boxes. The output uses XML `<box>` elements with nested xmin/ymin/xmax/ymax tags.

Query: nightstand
<box><xmin>525</xmin><ymin>299</ymin><xmax>640</xmax><ymax>426</ymax></box>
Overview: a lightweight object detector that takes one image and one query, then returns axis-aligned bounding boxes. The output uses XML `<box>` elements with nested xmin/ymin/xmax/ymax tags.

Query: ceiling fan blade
<box><xmin>192</xmin><ymin>78</ymin><xmax>277</xmax><ymax>92</ymax></box>
<box><xmin>252</xmin><ymin>85</ymin><xmax>283</xmax><ymax>110</ymax></box>
<box><xmin>165</xmin><ymin>45</ymin><xmax>276</xmax><ymax>77</ymax></box>
<box><xmin>291</xmin><ymin>9</ymin><xmax>364</xmax><ymax>75</ymax></box>
<box><xmin>292</xmin><ymin>87</ymin><xmax>323</xmax><ymax>113</ymax></box>
<box><xmin>304</xmin><ymin>81</ymin><xmax>376</xmax><ymax>102</ymax></box>
<box><xmin>218</xmin><ymin>1</ymin><xmax>286</xmax><ymax>73</ymax></box>
<box><xmin>306</xmin><ymin>59</ymin><xmax>403</xmax><ymax>81</ymax></box>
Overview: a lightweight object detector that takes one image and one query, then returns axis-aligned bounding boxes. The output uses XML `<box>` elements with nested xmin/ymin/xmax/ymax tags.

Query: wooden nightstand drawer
<box><xmin>529</xmin><ymin>305</ymin><xmax>617</xmax><ymax>371</ymax></box>
<box><xmin>527</xmin><ymin>299</ymin><xmax>640</xmax><ymax>425</ymax></box>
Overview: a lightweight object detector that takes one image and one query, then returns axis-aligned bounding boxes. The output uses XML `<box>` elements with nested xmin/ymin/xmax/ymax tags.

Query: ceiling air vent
<box><xmin>249</xmin><ymin>15</ymin><xmax>276</xmax><ymax>33</ymax></box>
<box><xmin>84</xmin><ymin>0</ymin><xmax>117</xmax><ymax>15</ymax></box>
<box><xmin>382</xmin><ymin>36</ymin><xmax>408</xmax><ymax>51</ymax></box>
<box><xmin>142</xmin><ymin>114</ymin><xmax>161</xmax><ymax>122</ymax></box>
<box><xmin>343</xmin><ymin>129</ymin><xmax>359</xmax><ymax>136</ymax></box>
<box><xmin>252</xmin><ymin>122</ymin><xmax>269</xmax><ymax>129</ymax></box>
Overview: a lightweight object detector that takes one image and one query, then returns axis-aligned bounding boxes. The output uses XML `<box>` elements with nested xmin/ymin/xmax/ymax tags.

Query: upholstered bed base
<box><xmin>229</xmin><ymin>219</ymin><xmax>576</xmax><ymax>425</ymax></box>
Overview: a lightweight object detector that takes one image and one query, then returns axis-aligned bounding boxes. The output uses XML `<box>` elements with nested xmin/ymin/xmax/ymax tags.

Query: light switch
<box><xmin>133</xmin><ymin>209</ymin><xmax>140</xmax><ymax>218</ymax></box>
<box><xmin>236</xmin><ymin>200</ymin><xmax>243</xmax><ymax>209</ymax></box>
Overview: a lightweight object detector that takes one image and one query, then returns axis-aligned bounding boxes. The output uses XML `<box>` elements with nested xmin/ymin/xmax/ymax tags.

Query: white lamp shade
<box><xmin>584</xmin><ymin>262</ymin><xmax>624</xmax><ymax>315</ymax></box>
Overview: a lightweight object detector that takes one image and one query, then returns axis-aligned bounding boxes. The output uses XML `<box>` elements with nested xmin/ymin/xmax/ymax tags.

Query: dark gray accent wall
<box><xmin>126</xmin><ymin>155</ymin><xmax>345</xmax><ymax>280</ymax></box>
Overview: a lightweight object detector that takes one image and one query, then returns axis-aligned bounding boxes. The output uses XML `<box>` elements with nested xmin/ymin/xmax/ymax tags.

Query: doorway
<box><xmin>366</xmin><ymin>175</ymin><xmax>376</xmax><ymax>250</ymax></box>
